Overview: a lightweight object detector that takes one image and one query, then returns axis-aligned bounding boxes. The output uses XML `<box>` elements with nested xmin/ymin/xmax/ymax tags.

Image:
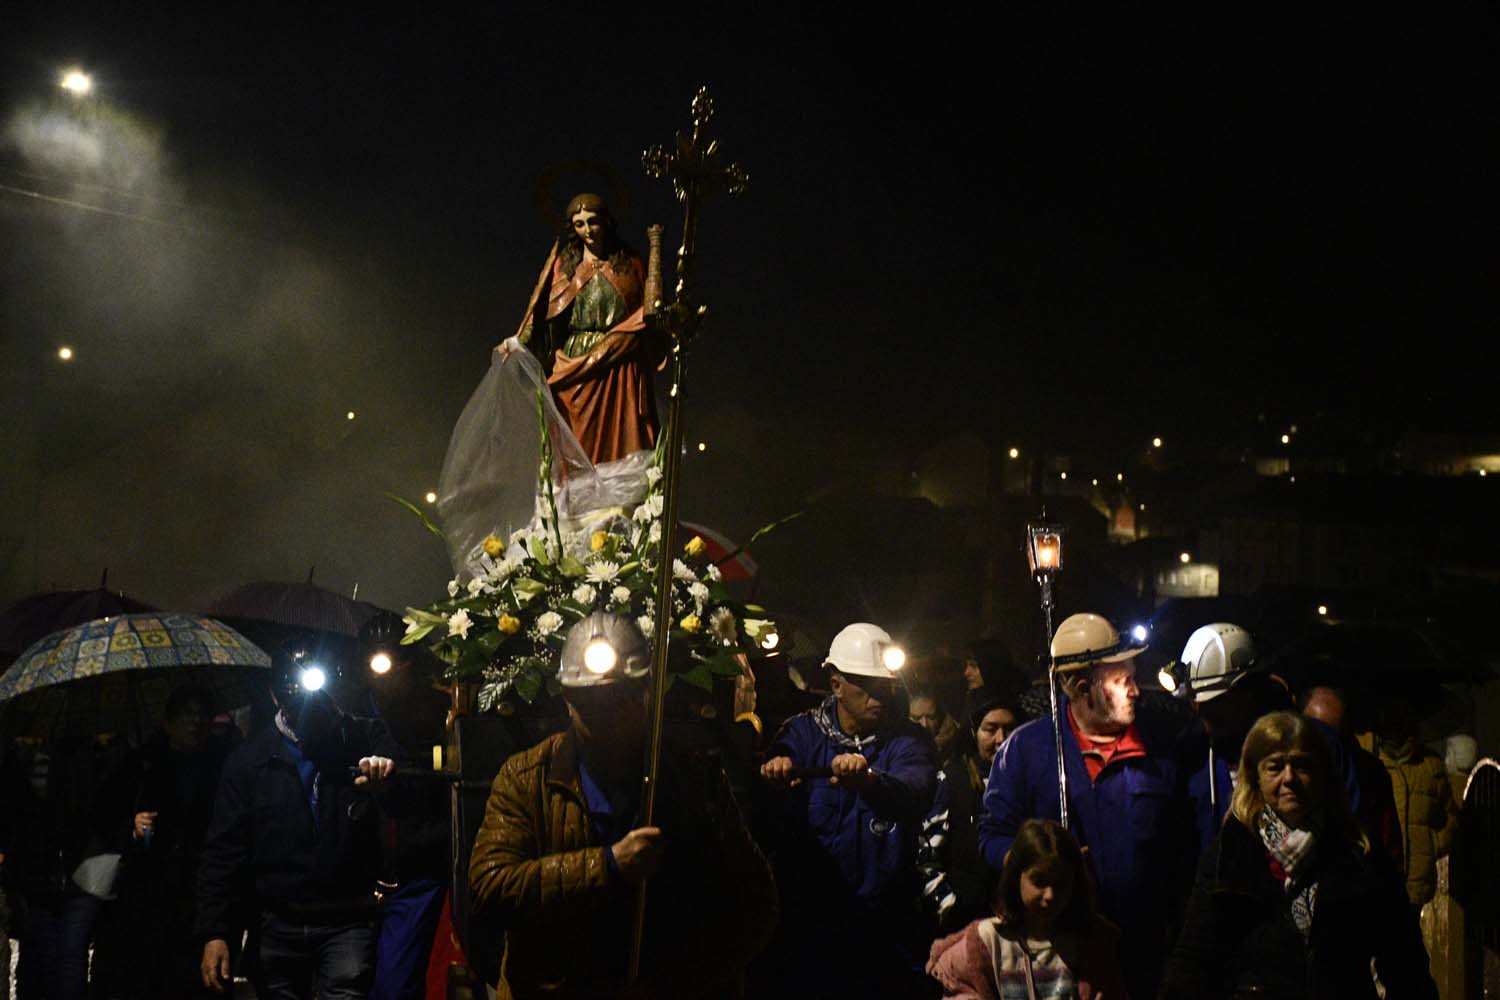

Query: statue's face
<box><xmin>571</xmin><ymin>208</ymin><xmax>607</xmax><ymax>255</ymax></box>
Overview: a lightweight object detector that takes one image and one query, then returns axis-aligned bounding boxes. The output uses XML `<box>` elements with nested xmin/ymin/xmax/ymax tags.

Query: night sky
<box><xmin>3</xmin><ymin>5</ymin><xmax>1496</xmax><ymax>628</ymax></box>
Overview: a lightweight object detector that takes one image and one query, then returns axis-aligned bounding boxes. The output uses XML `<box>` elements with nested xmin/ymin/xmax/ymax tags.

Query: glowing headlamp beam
<box><xmin>584</xmin><ymin>638</ymin><xmax>617</xmax><ymax>674</ymax></box>
<box><xmin>369</xmin><ymin>652</ymin><xmax>393</xmax><ymax>675</ymax></box>
<box><xmin>881</xmin><ymin>645</ymin><xmax>906</xmax><ymax>671</ymax></box>
<box><xmin>299</xmin><ymin>666</ymin><xmax>327</xmax><ymax>691</ymax></box>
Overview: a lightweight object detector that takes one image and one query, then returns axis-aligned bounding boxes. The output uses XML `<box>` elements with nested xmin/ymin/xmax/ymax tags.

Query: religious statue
<box><xmin>498</xmin><ymin>193</ymin><xmax>665</xmax><ymax>466</ymax></box>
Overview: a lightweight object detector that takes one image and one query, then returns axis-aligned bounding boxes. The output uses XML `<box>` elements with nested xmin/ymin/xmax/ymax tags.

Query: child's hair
<box><xmin>996</xmin><ymin>819</ymin><xmax>1096</xmax><ymax>934</ymax></box>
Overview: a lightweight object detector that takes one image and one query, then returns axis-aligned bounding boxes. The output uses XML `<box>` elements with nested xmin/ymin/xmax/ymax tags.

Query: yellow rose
<box><xmin>482</xmin><ymin>534</ymin><xmax>505</xmax><ymax>558</ymax></box>
<box><xmin>684</xmin><ymin>535</ymin><xmax>707</xmax><ymax>559</ymax></box>
<box><xmin>497</xmin><ymin>614</ymin><xmax>522</xmax><ymax>635</ymax></box>
<box><xmin>590</xmin><ymin>530</ymin><xmax>609</xmax><ymax>553</ymax></box>
<box><xmin>679</xmin><ymin>613</ymin><xmax>701</xmax><ymax>634</ymax></box>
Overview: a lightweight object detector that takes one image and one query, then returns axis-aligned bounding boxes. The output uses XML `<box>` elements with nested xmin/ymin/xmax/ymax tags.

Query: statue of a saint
<box><xmin>498</xmin><ymin>193</ymin><xmax>664</xmax><ymax>466</ymax></box>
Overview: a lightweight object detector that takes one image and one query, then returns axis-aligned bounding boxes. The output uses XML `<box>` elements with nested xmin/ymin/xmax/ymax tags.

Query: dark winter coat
<box><xmin>195</xmin><ymin>714</ymin><xmax>401</xmax><ymax>941</ymax></box>
<box><xmin>1161</xmin><ymin>816</ymin><xmax>1438</xmax><ymax>1000</ymax></box>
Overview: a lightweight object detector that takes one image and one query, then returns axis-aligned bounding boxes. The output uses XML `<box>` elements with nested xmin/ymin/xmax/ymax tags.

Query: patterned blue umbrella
<box><xmin>0</xmin><ymin>613</ymin><xmax>271</xmax><ymax>742</ymax></box>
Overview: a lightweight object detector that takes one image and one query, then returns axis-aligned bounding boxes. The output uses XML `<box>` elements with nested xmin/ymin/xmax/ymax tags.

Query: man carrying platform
<box><xmin>755</xmin><ymin>622</ymin><xmax>939</xmax><ymax>999</ymax></box>
<box><xmin>467</xmin><ymin>612</ymin><xmax>776</xmax><ymax>1000</ymax></box>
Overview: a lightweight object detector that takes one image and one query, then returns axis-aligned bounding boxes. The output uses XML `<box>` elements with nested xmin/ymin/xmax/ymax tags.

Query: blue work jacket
<box><xmin>767</xmin><ymin>698</ymin><xmax>937</xmax><ymax>912</ymax></box>
<box><xmin>978</xmin><ymin>700</ymin><xmax>1191</xmax><ymax>999</ymax></box>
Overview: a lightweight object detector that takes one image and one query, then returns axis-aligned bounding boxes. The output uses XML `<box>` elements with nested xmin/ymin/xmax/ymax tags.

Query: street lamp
<box><xmin>57</xmin><ymin>346</ymin><xmax>75</xmax><ymax>361</ymax></box>
<box><xmin>60</xmin><ymin>70</ymin><xmax>93</xmax><ymax>96</ymax></box>
<box><xmin>1152</xmin><ymin>437</ymin><xmax>1163</xmax><ymax>449</ymax></box>
<box><xmin>1179</xmin><ymin>552</ymin><xmax>1191</xmax><ymax>564</ymax></box>
<box><xmin>1008</xmin><ymin>447</ymin><xmax>1020</xmax><ymax>460</ymax></box>
<box><xmin>424</xmin><ymin>491</ymin><xmax>437</xmax><ymax>504</ymax></box>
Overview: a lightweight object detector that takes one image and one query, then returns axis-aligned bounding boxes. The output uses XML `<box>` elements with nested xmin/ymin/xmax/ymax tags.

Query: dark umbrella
<box><xmin>205</xmin><ymin>579</ymin><xmax>384</xmax><ymax>637</ymax></box>
<box><xmin>0</xmin><ymin>580</ymin><xmax>158</xmax><ymax>664</ymax></box>
<box><xmin>0</xmin><ymin>613</ymin><xmax>270</xmax><ymax>743</ymax></box>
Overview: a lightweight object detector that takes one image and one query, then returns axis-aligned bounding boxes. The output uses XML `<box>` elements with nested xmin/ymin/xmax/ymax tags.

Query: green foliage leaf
<box><xmin>516</xmin><ymin>668</ymin><xmax>544</xmax><ymax>704</ymax></box>
<box><xmin>704</xmin><ymin>651</ymin><xmax>744</xmax><ymax>676</ymax></box>
<box><xmin>558</xmin><ymin>556</ymin><xmax>587</xmax><ymax>578</ymax></box>
<box><xmin>680</xmin><ymin>664</ymin><xmax>715</xmax><ymax>691</ymax></box>
<box><xmin>399</xmin><ymin>623</ymin><xmax>435</xmax><ymax>645</ymax></box>
<box><xmin>384</xmin><ymin>492</ymin><xmax>446</xmax><ymax>540</ymax></box>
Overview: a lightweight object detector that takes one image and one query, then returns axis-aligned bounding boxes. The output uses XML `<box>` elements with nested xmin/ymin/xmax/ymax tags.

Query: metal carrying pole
<box><xmin>629</xmin><ymin>87</ymin><xmax>748</xmax><ymax>984</ymax></box>
<box><xmin>1027</xmin><ymin>521</ymin><xmax>1068</xmax><ymax>830</ymax></box>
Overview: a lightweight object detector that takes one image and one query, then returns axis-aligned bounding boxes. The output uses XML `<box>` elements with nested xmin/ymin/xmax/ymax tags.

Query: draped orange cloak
<box><xmin>538</xmin><ymin>254</ymin><xmax>661</xmax><ymax>465</ymax></box>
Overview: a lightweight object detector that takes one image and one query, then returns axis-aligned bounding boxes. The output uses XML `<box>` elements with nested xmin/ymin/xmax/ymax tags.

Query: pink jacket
<box><xmin>926</xmin><ymin>917</ymin><xmax>1128</xmax><ymax>1000</ymax></box>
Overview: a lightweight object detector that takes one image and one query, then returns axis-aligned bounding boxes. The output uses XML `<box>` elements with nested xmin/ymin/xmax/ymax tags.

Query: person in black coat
<box><xmin>92</xmin><ymin>685</ymin><xmax>234</xmax><ymax>999</ymax></box>
<box><xmin>1161</xmin><ymin>711</ymin><xmax>1436</xmax><ymax>1000</ymax></box>
<box><xmin>196</xmin><ymin>649</ymin><xmax>400</xmax><ymax>999</ymax></box>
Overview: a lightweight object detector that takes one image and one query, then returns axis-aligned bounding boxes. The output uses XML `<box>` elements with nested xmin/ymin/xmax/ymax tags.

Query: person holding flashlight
<box><xmin>195</xmin><ymin>643</ymin><xmax>399</xmax><ymax>999</ymax></box>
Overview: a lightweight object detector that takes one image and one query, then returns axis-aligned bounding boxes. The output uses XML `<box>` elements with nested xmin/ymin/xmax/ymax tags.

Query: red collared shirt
<box><xmin>1066</xmin><ymin>705</ymin><xmax>1147</xmax><ymax>781</ymax></box>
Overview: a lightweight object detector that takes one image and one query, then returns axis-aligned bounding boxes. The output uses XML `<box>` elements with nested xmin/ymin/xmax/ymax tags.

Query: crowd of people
<box><xmin>0</xmin><ymin>604</ymin><xmax>1478</xmax><ymax>1000</ymax></box>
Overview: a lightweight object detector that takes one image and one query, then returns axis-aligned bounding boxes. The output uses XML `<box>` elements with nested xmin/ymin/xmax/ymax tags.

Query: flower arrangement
<box><xmin>401</xmin><ymin>443</ymin><xmax>774</xmax><ymax>712</ymax></box>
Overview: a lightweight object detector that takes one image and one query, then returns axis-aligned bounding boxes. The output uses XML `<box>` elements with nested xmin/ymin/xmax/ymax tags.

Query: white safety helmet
<box><xmin>824</xmin><ymin>622</ymin><xmax>907</xmax><ymax>680</ymax></box>
<box><xmin>1050</xmin><ymin>613</ymin><xmax>1147</xmax><ymax>673</ymax></box>
<box><xmin>1164</xmin><ymin>623</ymin><xmax>1255</xmax><ymax>702</ymax></box>
<box><xmin>557</xmin><ymin>611</ymin><xmax>651</xmax><ymax>689</ymax></box>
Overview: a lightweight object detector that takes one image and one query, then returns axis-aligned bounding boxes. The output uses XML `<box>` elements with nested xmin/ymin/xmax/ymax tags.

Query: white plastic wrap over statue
<box><xmin>436</xmin><ymin>349</ymin><xmax>653</xmax><ymax>577</ymax></box>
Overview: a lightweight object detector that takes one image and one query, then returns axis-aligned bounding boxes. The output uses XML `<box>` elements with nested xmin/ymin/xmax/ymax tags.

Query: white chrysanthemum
<box><xmin>446</xmin><ymin>578</ymin><xmax>461</xmax><ymax>598</ymax></box>
<box><xmin>572</xmin><ymin>584</ymin><xmax>596</xmax><ymax>606</ymax></box>
<box><xmin>673</xmin><ymin>559</ymin><xmax>697</xmax><ymax>582</ymax></box>
<box><xmin>637</xmin><ymin>614</ymin><xmax>655</xmax><ymax>637</ymax></box>
<box><xmin>646</xmin><ymin>466</ymin><xmax>663</xmax><ymax>486</ymax></box>
<box><xmin>689</xmin><ymin>581</ymin><xmax>710</xmax><ymax>607</ymax></box>
<box><xmin>536</xmin><ymin>611</ymin><xmax>563</xmax><ymax>636</ymax></box>
<box><xmin>705</xmin><ymin>563</ymin><xmax>722</xmax><ymax>582</ymax></box>
<box><xmin>447</xmin><ymin>609</ymin><xmax>473</xmax><ymax>639</ymax></box>
<box><xmin>611</xmin><ymin>585</ymin><xmax>632</xmax><ymax>606</ymax></box>
<box><xmin>587</xmin><ymin>560</ymin><xmax>620</xmax><ymax>584</ymax></box>
<box><xmin>488</xmin><ymin>557</ymin><xmax>519</xmax><ymax>583</ymax></box>
<box><xmin>710</xmin><ymin>607</ymin><xmax>737</xmax><ymax>644</ymax></box>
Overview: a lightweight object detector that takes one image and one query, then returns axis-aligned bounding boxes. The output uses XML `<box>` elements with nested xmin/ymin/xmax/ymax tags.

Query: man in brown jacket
<box><xmin>469</xmin><ymin>612</ymin><xmax>776</xmax><ymax>999</ymax></box>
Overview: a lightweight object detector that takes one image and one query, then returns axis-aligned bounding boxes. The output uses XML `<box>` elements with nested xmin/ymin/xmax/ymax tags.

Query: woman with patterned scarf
<box><xmin>1161</xmin><ymin>711</ymin><xmax>1436</xmax><ymax>1000</ymax></box>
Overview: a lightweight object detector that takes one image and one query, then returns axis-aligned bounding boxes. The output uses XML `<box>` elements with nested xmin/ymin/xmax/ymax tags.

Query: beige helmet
<box><xmin>1050</xmin><ymin>613</ymin><xmax>1147</xmax><ymax>672</ymax></box>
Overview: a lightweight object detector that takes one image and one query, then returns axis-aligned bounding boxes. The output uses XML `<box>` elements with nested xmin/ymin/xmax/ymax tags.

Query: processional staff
<box><xmin>630</xmin><ymin>86</ymin><xmax>749</xmax><ymax>983</ymax></box>
<box><xmin>1026</xmin><ymin>519</ymin><xmax>1068</xmax><ymax>830</ymax></box>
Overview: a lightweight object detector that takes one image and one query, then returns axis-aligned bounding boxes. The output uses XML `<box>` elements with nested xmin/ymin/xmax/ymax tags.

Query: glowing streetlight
<box><xmin>697</xmin><ymin>441</ymin><xmax>707</xmax><ymax>452</ymax></box>
<box><xmin>60</xmin><ymin>70</ymin><xmax>93</xmax><ymax>96</ymax></box>
<box><xmin>1091</xmin><ymin>478</ymin><xmax>1098</xmax><ymax>486</ymax></box>
<box><xmin>1152</xmin><ymin>437</ymin><xmax>1163</xmax><ymax>449</ymax></box>
<box><xmin>1116</xmin><ymin>472</ymin><xmax>1124</xmax><ymax>482</ymax></box>
<box><xmin>1008</xmin><ymin>447</ymin><xmax>1020</xmax><ymax>460</ymax></box>
<box><xmin>1179</xmin><ymin>552</ymin><xmax>1191</xmax><ymax>564</ymax></box>
<box><xmin>1059</xmin><ymin>472</ymin><xmax>1067</xmax><ymax>481</ymax></box>
<box><xmin>346</xmin><ymin>411</ymin><xmax>356</xmax><ymax>421</ymax></box>
<box><xmin>1280</xmin><ymin>434</ymin><xmax>1291</xmax><ymax>445</ymax></box>
<box><xmin>57</xmin><ymin>346</ymin><xmax>75</xmax><ymax>361</ymax></box>
<box><xmin>424</xmin><ymin>491</ymin><xmax>437</xmax><ymax>504</ymax></box>
<box><xmin>1317</xmin><ymin>604</ymin><xmax>1329</xmax><ymax>617</ymax></box>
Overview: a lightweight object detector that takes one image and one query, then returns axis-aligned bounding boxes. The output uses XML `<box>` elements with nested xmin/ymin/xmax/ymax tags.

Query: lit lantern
<box><xmin>1026</xmin><ymin>521</ymin><xmax>1063</xmax><ymax>576</ymax></box>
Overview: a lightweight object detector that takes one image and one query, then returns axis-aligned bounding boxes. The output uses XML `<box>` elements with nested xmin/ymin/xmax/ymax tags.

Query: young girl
<box><xmin>927</xmin><ymin>818</ymin><xmax>1128</xmax><ymax>999</ymax></box>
